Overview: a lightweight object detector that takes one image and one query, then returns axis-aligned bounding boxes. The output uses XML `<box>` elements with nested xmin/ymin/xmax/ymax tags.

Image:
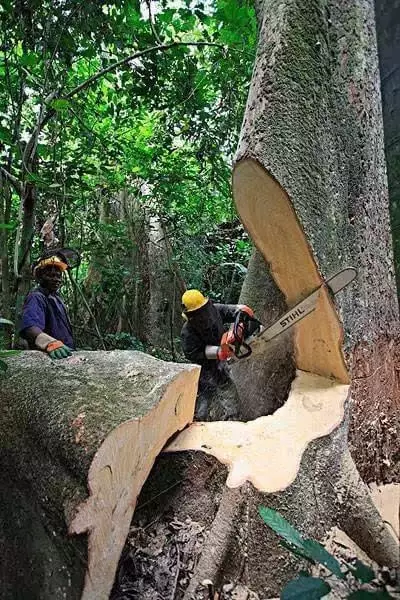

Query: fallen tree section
<box><xmin>0</xmin><ymin>350</ymin><xmax>199</xmax><ymax>600</ymax></box>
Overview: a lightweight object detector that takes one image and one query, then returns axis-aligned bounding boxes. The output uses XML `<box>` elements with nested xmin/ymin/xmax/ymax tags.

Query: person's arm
<box><xmin>215</xmin><ymin>303</ymin><xmax>254</xmax><ymax>324</ymax></box>
<box><xmin>181</xmin><ymin>325</ymin><xmax>207</xmax><ymax>363</ymax></box>
<box><xmin>20</xmin><ymin>294</ymin><xmax>72</xmax><ymax>359</ymax></box>
<box><xmin>213</xmin><ymin>303</ymin><xmax>256</xmax><ymax>360</ymax></box>
<box><xmin>181</xmin><ymin>324</ymin><xmax>234</xmax><ymax>362</ymax></box>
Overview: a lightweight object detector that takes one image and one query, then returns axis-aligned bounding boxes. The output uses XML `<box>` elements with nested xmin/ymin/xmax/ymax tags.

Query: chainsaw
<box><xmin>230</xmin><ymin>267</ymin><xmax>357</xmax><ymax>360</ymax></box>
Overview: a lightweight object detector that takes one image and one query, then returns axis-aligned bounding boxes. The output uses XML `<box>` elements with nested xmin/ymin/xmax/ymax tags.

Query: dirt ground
<box><xmin>110</xmin><ymin>452</ymin><xmax>399</xmax><ymax>600</ymax></box>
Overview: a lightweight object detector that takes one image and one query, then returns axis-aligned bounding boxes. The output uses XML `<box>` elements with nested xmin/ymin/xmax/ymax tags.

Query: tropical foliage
<box><xmin>259</xmin><ymin>506</ymin><xmax>397</xmax><ymax>599</ymax></box>
<box><xmin>0</xmin><ymin>0</ymin><xmax>256</xmax><ymax>351</ymax></box>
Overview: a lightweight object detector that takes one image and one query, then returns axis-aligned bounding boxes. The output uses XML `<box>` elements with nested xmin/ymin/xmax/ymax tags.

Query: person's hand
<box><xmin>217</xmin><ymin>331</ymin><xmax>235</xmax><ymax>361</ymax></box>
<box><xmin>238</xmin><ymin>304</ymin><xmax>254</xmax><ymax>318</ymax></box>
<box><xmin>46</xmin><ymin>340</ymin><xmax>73</xmax><ymax>359</ymax></box>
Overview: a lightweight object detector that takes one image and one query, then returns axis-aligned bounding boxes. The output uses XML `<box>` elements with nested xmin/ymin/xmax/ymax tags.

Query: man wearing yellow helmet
<box><xmin>181</xmin><ymin>289</ymin><xmax>254</xmax><ymax>419</ymax></box>
<box><xmin>19</xmin><ymin>250</ymin><xmax>75</xmax><ymax>359</ymax></box>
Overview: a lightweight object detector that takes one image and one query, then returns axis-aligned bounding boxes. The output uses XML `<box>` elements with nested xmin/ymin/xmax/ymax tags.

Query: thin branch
<box><xmin>42</xmin><ymin>3</ymin><xmax>82</xmax><ymax>95</ymax></box>
<box><xmin>145</xmin><ymin>0</ymin><xmax>162</xmax><ymax>45</ymax></box>
<box><xmin>23</xmin><ymin>99</ymin><xmax>56</xmax><ymax>167</ymax></box>
<box><xmin>2</xmin><ymin>40</ymin><xmax>17</xmax><ymax>114</ymax></box>
<box><xmin>0</xmin><ymin>166</ymin><xmax>22</xmax><ymax>195</ymax></box>
<box><xmin>169</xmin><ymin>544</ymin><xmax>181</xmax><ymax>600</ymax></box>
<box><xmin>174</xmin><ymin>56</ymin><xmax>222</xmax><ymax>108</ymax></box>
<box><xmin>64</xmin><ymin>41</ymin><xmax>225</xmax><ymax>100</ymax></box>
<box><xmin>22</xmin><ymin>37</ymin><xmax>234</xmax><ymax>175</ymax></box>
<box><xmin>20</xmin><ymin>66</ymin><xmax>42</xmax><ymax>88</ymax></box>
<box><xmin>68</xmin><ymin>106</ymin><xmax>109</xmax><ymax>151</ymax></box>
<box><xmin>22</xmin><ymin>41</ymin><xmax>225</xmax><ymax>165</ymax></box>
<box><xmin>67</xmin><ymin>272</ymin><xmax>107</xmax><ymax>350</ymax></box>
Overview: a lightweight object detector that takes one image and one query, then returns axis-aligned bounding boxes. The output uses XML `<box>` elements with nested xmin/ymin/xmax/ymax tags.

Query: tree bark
<box><xmin>0</xmin><ymin>173</ymin><xmax>12</xmax><ymax>322</ymax></box>
<box><xmin>0</xmin><ymin>350</ymin><xmax>199</xmax><ymax>600</ymax></box>
<box><xmin>231</xmin><ymin>248</ymin><xmax>295</xmax><ymax>419</ymax></box>
<box><xmin>14</xmin><ymin>164</ymin><xmax>38</xmax><ymax>336</ymax></box>
<box><xmin>147</xmin><ymin>214</ymin><xmax>182</xmax><ymax>352</ymax></box>
<box><xmin>233</xmin><ymin>0</ymin><xmax>399</xmax><ymax>465</ymax></box>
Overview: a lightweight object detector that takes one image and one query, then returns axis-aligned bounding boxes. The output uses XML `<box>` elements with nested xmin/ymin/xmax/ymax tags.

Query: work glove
<box><xmin>237</xmin><ymin>304</ymin><xmax>254</xmax><ymax>318</ymax></box>
<box><xmin>35</xmin><ymin>332</ymin><xmax>73</xmax><ymax>359</ymax></box>
<box><xmin>217</xmin><ymin>331</ymin><xmax>235</xmax><ymax>361</ymax></box>
<box><xmin>46</xmin><ymin>340</ymin><xmax>73</xmax><ymax>360</ymax></box>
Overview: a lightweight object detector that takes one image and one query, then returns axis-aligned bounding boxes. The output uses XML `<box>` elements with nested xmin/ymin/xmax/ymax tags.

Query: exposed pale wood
<box><xmin>369</xmin><ymin>483</ymin><xmax>400</xmax><ymax>541</ymax></box>
<box><xmin>233</xmin><ymin>160</ymin><xmax>349</xmax><ymax>384</ymax></box>
<box><xmin>166</xmin><ymin>370</ymin><xmax>349</xmax><ymax>492</ymax></box>
<box><xmin>0</xmin><ymin>350</ymin><xmax>199</xmax><ymax>600</ymax></box>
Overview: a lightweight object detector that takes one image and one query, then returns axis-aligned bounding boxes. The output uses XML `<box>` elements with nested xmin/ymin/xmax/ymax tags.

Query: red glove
<box><xmin>217</xmin><ymin>331</ymin><xmax>235</xmax><ymax>361</ymax></box>
<box><xmin>238</xmin><ymin>305</ymin><xmax>254</xmax><ymax>318</ymax></box>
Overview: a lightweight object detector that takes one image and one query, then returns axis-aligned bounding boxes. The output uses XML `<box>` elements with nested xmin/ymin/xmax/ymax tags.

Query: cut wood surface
<box><xmin>166</xmin><ymin>370</ymin><xmax>349</xmax><ymax>492</ymax></box>
<box><xmin>0</xmin><ymin>350</ymin><xmax>199</xmax><ymax>600</ymax></box>
<box><xmin>233</xmin><ymin>159</ymin><xmax>349</xmax><ymax>384</ymax></box>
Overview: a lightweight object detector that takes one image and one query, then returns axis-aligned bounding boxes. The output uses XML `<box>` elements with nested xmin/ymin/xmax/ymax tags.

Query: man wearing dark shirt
<box><xmin>180</xmin><ymin>289</ymin><xmax>254</xmax><ymax>419</ymax></box>
<box><xmin>20</xmin><ymin>253</ymin><xmax>74</xmax><ymax>359</ymax></box>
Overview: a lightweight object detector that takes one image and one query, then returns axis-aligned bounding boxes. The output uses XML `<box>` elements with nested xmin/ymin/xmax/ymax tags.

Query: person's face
<box><xmin>39</xmin><ymin>265</ymin><xmax>63</xmax><ymax>292</ymax></box>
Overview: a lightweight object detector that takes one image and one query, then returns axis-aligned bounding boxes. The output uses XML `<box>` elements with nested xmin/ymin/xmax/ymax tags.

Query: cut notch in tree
<box><xmin>233</xmin><ymin>159</ymin><xmax>349</xmax><ymax>384</ymax></box>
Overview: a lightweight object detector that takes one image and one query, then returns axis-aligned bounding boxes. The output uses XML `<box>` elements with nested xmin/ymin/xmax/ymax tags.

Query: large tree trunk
<box><xmin>0</xmin><ymin>350</ymin><xmax>199</xmax><ymax>600</ymax></box>
<box><xmin>0</xmin><ymin>173</ymin><xmax>12</xmax><ymax>323</ymax></box>
<box><xmin>231</xmin><ymin>248</ymin><xmax>295</xmax><ymax>419</ymax></box>
<box><xmin>147</xmin><ymin>215</ymin><xmax>184</xmax><ymax>354</ymax></box>
<box><xmin>230</xmin><ymin>0</ymin><xmax>399</xmax><ymax>590</ymax></box>
<box><xmin>166</xmin><ymin>1</ymin><xmax>399</xmax><ymax>597</ymax></box>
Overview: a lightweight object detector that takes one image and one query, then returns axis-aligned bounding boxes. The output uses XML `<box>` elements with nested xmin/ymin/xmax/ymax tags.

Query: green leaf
<box><xmin>281</xmin><ymin>576</ymin><xmax>330</xmax><ymax>600</ymax></box>
<box><xmin>348</xmin><ymin>591</ymin><xmax>393</xmax><ymax>599</ymax></box>
<box><xmin>50</xmin><ymin>99</ymin><xmax>71</xmax><ymax>111</ymax></box>
<box><xmin>37</xmin><ymin>143</ymin><xmax>50</xmax><ymax>158</ymax></box>
<box><xmin>280</xmin><ymin>541</ymin><xmax>315</xmax><ymax>564</ymax></box>
<box><xmin>259</xmin><ymin>508</ymin><xmax>343</xmax><ymax>579</ymax></box>
<box><xmin>0</xmin><ymin>350</ymin><xmax>20</xmax><ymax>357</ymax></box>
<box><xmin>302</xmin><ymin>540</ymin><xmax>343</xmax><ymax>579</ymax></box>
<box><xmin>0</xmin><ymin>359</ymin><xmax>7</xmax><ymax>372</ymax></box>
<box><xmin>20</xmin><ymin>52</ymin><xmax>37</xmax><ymax>67</ymax></box>
<box><xmin>0</xmin><ymin>125</ymin><xmax>12</xmax><ymax>144</ymax></box>
<box><xmin>25</xmin><ymin>173</ymin><xmax>42</xmax><ymax>183</ymax></box>
<box><xmin>259</xmin><ymin>507</ymin><xmax>305</xmax><ymax>549</ymax></box>
<box><xmin>0</xmin><ymin>222</ymin><xmax>16</xmax><ymax>230</ymax></box>
<box><xmin>348</xmin><ymin>560</ymin><xmax>376</xmax><ymax>584</ymax></box>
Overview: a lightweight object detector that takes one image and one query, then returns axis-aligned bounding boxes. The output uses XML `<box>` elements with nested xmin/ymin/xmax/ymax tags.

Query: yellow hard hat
<box><xmin>182</xmin><ymin>289</ymin><xmax>208</xmax><ymax>312</ymax></box>
<box><xmin>33</xmin><ymin>255</ymin><xmax>68</xmax><ymax>276</ymax></box>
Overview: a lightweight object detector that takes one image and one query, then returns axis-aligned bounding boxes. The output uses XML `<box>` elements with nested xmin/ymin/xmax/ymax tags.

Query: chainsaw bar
<box><xmin>237</xmin><ymin>267</ymin><xmax>357</xmax><ymax>357</ymax></box>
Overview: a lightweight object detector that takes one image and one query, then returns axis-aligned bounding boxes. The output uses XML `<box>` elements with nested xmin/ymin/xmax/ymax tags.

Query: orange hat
<box><xmin>33</xmin><ymin>255</ymin><xmax>68</xmax><ymax>277</ymax></box>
